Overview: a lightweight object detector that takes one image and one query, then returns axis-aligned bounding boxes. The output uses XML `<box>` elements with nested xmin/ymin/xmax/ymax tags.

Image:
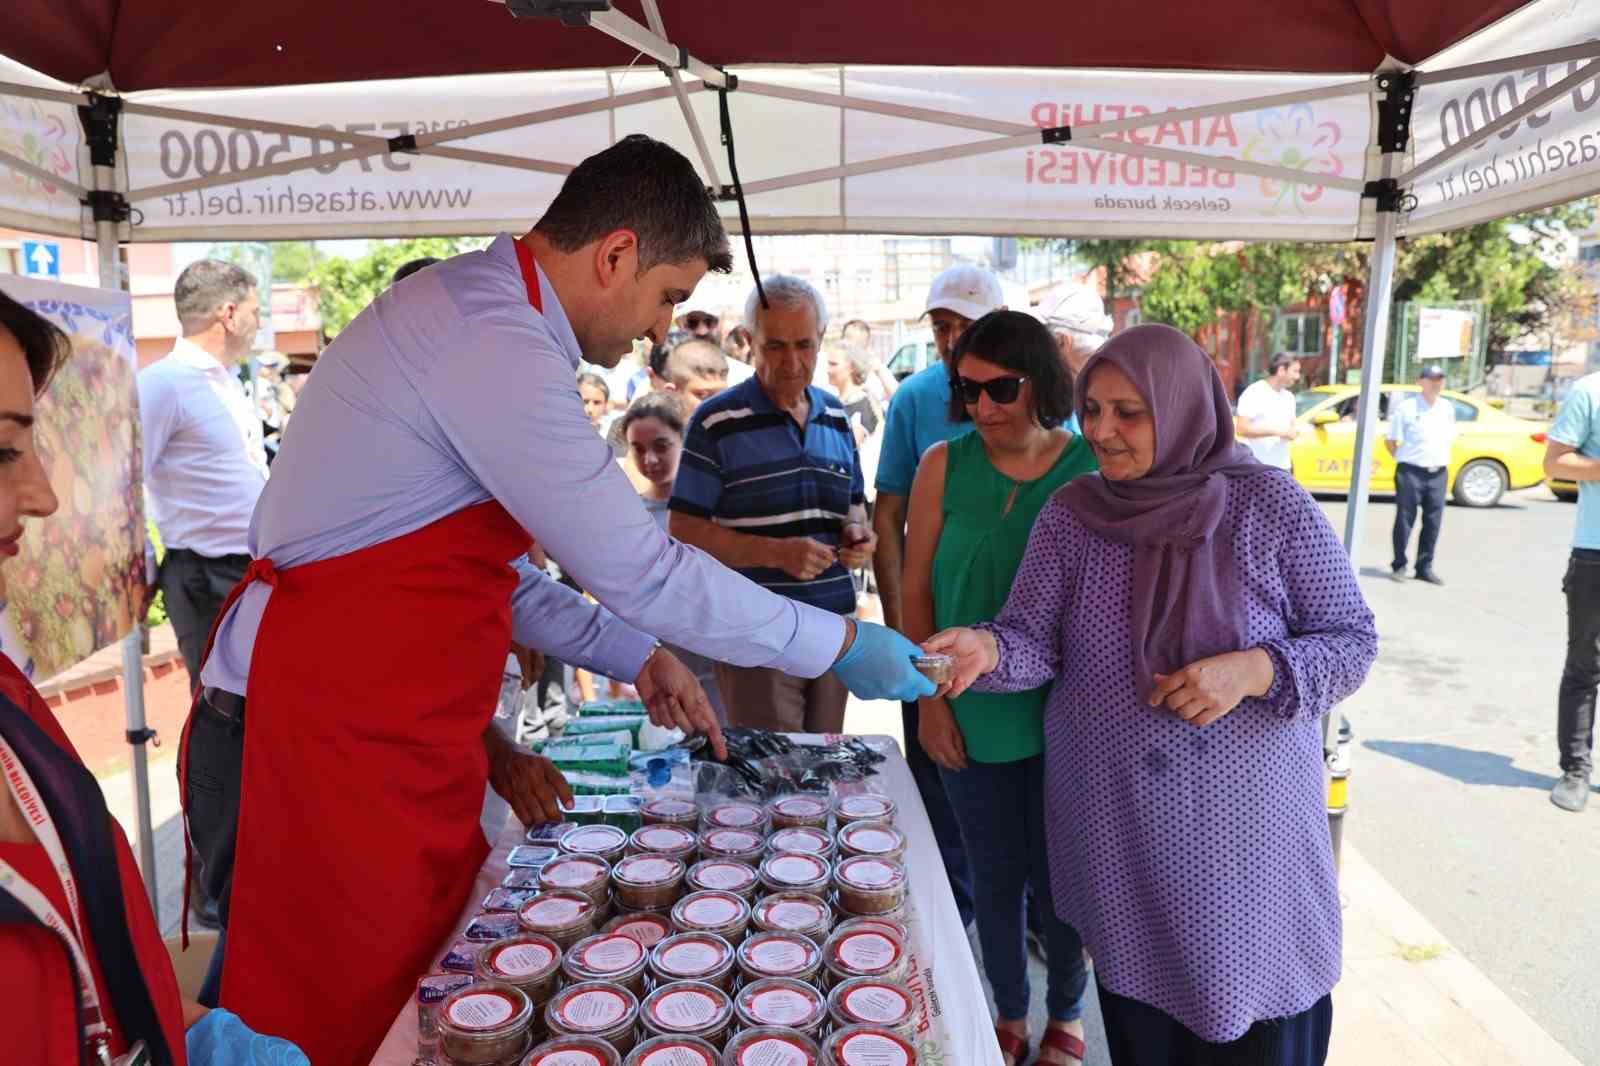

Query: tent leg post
<box><xmin>83</xmin><ymin>93</ymin><xmax>159</xmax><ymax>912</ymax></box>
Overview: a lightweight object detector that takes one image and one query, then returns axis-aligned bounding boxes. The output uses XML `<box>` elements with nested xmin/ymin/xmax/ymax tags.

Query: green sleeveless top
<box><xmin>932</xmin><ymin>429</ymin><xmax>1098</xmax><ymax>763</ymax></box>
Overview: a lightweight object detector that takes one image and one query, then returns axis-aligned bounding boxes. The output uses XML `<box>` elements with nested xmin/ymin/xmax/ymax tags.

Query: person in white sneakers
<box><xmin>1234</xmin><ymin>352</ymin><xmax>1302</xmax><ymax>472</ymax></box>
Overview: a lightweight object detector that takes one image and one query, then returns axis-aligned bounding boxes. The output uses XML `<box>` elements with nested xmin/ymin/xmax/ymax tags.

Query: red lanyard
<box><xmin>0</xmin><ymin>733</ymin><xmax>113</xmax><ymax>1063</ymax></box>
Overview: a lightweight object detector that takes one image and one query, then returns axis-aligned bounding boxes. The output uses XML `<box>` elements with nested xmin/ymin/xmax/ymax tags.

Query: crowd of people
<box><xmin>0</xmin><ymin>131</ymin><xmax>1463</xmax><ymax>1066</ymax></box>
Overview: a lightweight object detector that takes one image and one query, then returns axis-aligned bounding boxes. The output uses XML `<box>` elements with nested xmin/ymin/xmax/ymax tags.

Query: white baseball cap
<box><xmin>925</xmin><ymin>264</ymin><xmax>1005</xmax><ymax>321</ymax></box>
<box><xmin>1040</xmin><ymin>283</ymin><xmax>1112</xmax><ymax>338</ymax></box>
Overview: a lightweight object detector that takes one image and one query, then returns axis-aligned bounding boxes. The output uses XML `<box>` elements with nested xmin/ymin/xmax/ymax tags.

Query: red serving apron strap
<box><xmin>201</xmin><ymin>240</ymin><xmax>544</xmax><ymax>1062</ymax></box>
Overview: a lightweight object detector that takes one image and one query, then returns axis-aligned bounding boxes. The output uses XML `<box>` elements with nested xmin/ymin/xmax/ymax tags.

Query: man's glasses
<box><xmin>954</xmin><ymin>375</ymin><xmax>1027</xmax><ymax>405</ymax></box>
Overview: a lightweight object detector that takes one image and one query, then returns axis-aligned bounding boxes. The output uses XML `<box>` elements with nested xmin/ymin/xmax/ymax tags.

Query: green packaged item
<box><xmin>555</xmin><ymin>729</ymin><xmax>633</xmax><ymax>751</ymax></box>
<box><xmin>559</xmin><ymin>794</ymin><xmax>606</xmax><ymax>823</ymax></box>
<box><xmin>603</xmin><ymin>794</ymin><xmax>643</xmax><ymax>833</ymax></box>
<box><xmin>563</xmin><ymin>771</ymin><xmax>634</xmax><ymax>796</ymax></box>
<box><xmin>563</xmin><ymin>715</ymin><xmax>647</xmax><ymax>740</ymax></box>
<box><xmin>545</xmin><ymin>740</ymin><xmax>631</xmax><ymax>778</ymax></box>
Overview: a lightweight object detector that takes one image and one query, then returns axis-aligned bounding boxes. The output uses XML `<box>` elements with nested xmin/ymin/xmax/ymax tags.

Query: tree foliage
<box><xmin>307</xmin><ymin>237</ymin><xmax>485</xmax><ymax>337</ymax></box>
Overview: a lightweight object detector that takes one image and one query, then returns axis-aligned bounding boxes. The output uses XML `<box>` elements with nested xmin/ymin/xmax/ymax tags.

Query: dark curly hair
<box><xmin>946</xmin><ymin>309</ymin><xmax>1074</xmax><ymax>427</ymax></box>
<box><xmin>0</xmin><ymin>288</ymin><xmax>71</xmax><ymax>396</ymax></box>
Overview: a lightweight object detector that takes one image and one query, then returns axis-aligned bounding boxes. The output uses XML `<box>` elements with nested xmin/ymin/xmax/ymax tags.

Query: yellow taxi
<box><xmin>1287</xmin><ymin>385</ymin><xmax>1550</xmax><ymax>507</ymax></box>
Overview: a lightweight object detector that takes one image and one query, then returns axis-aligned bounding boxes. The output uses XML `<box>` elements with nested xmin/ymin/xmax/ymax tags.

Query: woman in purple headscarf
<box><xmin>926</xmin><ymin>324</ymin><xmax>1377</xmax><ymax>1066</ymax></box>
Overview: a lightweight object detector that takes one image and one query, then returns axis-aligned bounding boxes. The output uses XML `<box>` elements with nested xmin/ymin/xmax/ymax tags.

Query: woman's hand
<box><xmin>917</xmin><ymin>697</ymin><xmax>968</xmax><ymax>772</ymax></box>
<box><xmin>1149</xmin><ymin>648</ymin><xmax>1274</xmax><ymax>727</ymax></box>
<box><xmin>922</xmin><ymin>627</ymin><xmax>999</xmax><ymax>699</ymax></box>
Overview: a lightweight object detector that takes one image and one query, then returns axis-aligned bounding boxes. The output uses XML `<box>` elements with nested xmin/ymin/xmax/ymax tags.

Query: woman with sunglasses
<box><xmin>901</xmin><ymin>309</ymin><xmax>1097</xmax><ymax>1066</ymax></box>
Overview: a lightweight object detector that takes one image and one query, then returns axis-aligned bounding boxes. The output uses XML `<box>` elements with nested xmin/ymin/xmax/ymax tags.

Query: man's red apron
<box><xmin>190</xmin><ymin>242</ymin><xmax>546</xmax><ymax>1063</ymax></box>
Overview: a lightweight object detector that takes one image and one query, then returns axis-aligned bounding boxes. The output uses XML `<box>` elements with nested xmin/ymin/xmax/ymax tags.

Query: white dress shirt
<box><xmin>1387</xmin><ymin>392</ymin><xmax>1458</xmax><ymax>469</ymax></box>
<box><xmin>199</xmin><ymin>235</ymin><xmax>845</xmax><ymax>695</ymax></box>
<box><xmin>137</xmin><ymin>338</ymin><xmax>269</xmax><ymax>558</ymax></box>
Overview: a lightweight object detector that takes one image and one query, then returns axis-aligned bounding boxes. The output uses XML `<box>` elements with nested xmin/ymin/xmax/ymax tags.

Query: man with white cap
<box><xmin>1039</xmin><ymin>281</ymin><xmax>1113</xmax><ymax>381</ymax></box>
<box><xmin>871</xmin><ymin>262</ymin><xmax>1005</xmax><ymax>931</ymax></box>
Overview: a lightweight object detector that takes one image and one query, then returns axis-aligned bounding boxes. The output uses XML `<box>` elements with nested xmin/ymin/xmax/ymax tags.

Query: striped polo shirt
<box><xmin>671</xmin><ymin>377</ymin><xmax>865</xmax><ymax>615</ymax></box>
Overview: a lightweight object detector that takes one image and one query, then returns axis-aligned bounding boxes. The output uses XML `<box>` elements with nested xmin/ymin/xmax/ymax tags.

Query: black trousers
<box><xmin>1559</xmin><ymin>549</ymin><xmax>1600</xmax><ymax>777</ymax></box>
<box><xmin>1097</xmin><ymin>982</ymin><xmax>1333</xmax><ymax>1066</ymax></box>
<box><xmin>181</xmin><ymin>688</ymin><xmax>245</xmax><ymax>1006</ymax></box>
<box><xmin>900</xmin><ymin>701</ymin><xmax>975</xmax><ymax>926</ymax></box>
<box><xmin>1391</xmin><ymin>462</ymin><xmax>1447</xmax><ymax>574</ymax></box>
<box><xmin>158</xmin><ymin>548</ymin><xmax>250</xmax><ymax>691</ymax></box>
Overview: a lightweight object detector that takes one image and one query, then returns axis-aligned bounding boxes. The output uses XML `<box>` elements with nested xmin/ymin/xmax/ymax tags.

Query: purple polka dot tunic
<box><xmin>975</xmin><ymin>469</ymin><xmax>1377</xmax><ymax>1042</ymax></box>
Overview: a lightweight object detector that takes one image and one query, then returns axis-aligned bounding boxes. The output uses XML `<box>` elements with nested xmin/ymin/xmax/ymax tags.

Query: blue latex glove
<box><xmin>830</xmin><ymin>621</ymin><xmax>937</xmax><ymax>702</ymax></box>
<box><xmin>186</xmin><ymin>1008</ymin><xmax>311</xmax><ymax>1066</ymax></box>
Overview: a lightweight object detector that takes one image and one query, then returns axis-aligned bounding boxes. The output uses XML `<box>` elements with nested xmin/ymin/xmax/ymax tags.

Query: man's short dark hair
<box><xmin>0</xmin><ymin>288</ymin><xmax>70</xmax><ymax>395</ymax></box>
<box><xmin>648</xmin><ymin>342</ymin><xmax>671</xmax><ymax>378</ymax></box>
<box><xmin>576</xmin><ymin>371</ymin><xmax>610</xmax><ymax>399</ymax></box>
<box><xmin>535</xmin><ymin>134</ymin><xmax>733</xmax><ymax>274</ymax></box>
<box><xmin>393</xmin><ymin>257</ymin><xmax>442</xmax><ymax>284</ymax></box>
<box><xmin>666</xmin><ymin>338</ymin><xmax>728</xmax><ymax>386</ymax></box>
<box><xmin>842</xmin><ymin>319</ymin><xmax>871</xmax><ymax>341</ymax></box>
<box><xmin>174</xmin><ymin>260</ymin><xmax>257</xmax><ymax>335</ymax></box>
<box><xmin>946</xmin><ymin>310</ymin><xmax>1074</xmax><ymax>427</ymax></box>
<box><xmin>1269</xmin><ymin>352</ymin><xmax>1300</xmax><ymax>374</ymax></box>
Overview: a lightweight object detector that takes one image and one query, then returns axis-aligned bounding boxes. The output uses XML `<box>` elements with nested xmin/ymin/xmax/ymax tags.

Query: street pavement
<box><xmin>1324</xmin><ymin>485</ymin><xmax>1600</xmax><ymax>1064</ymax></box>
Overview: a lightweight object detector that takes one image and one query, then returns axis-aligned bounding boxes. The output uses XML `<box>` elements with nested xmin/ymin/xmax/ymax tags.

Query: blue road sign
<box><xmin>20</xmin><ymin>240</ymin><xmax>59</xmax><ymax>279</ymax></box>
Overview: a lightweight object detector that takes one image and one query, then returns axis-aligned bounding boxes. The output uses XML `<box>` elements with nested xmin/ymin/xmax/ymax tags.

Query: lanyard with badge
<box><xmin>0</xmin><ymin>734</ymin><xmax>150</xmax><ymax>1066</ymax></box>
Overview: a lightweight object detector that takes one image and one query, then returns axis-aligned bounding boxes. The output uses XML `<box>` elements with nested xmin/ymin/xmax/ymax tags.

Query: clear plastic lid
<box><xmin>759</xmin><ymin>852</ymin><xmax>831</xmax><ymax>892</ymax></box>
<box><xmin>564</xmin><ymin>932</ymin><xmax>648</xmax><ymax>981</ymax></box>
<box><xmin>685</xmin><ymin>860</ymin><xmax>759</xmax><ymax>895</ymax></box>
<box><xmin>622</xmin><ymin>1035</ymin><xmax>719</xmax><ymax>1066</ymax></box>
<box><xmin>834</xmin><ymin>915</ymin><xmax>910</xmax><ymax>943</ymax></box>
<box><xmin>829</xmin><ymin>978</ymin><xmax>915</xmax><ymax>1029</ymax></box>
<box><xmin>612</xmin><ymin>854</ymin><xmax>686</xmax><ymax>889</ymax></box>
<box><xmin>522</xmin><ymin>1034</ymin><xmax>623</xmax><ymax>1066</ymax></box>
<box><xmin>698</xmin><ymin>828</ymin><xmax>764</xmax><ymax>859</ymax></box>
<box><xmin>602</xmin><ymin>912</ymin><xmax>674</xmax><ymax>948</ymax></box>
<box><xmin>724</xmin><ymin>1028</ymin><xmax>820</xmax><ymax>1066</ymax></box>
<box><xmin>752</xmin><ymin>892</ymin><xmax>832</xmax><ymax>935</ymax></box>
<box><xmin>509</xmin><ymin>844</ymin><xmax>561</xmax><ymax>869</ymax></box>
<box><xmin>737</xmin><ymin>931</ymin><xmax>822</xmax><ymax>979</ymax></box>
<box><xmin>822</xmin><ymin>1025</ymin><xmax>917</xmax><ymax>1066</ymax></box>
<box><xmin>768</xmin><ymin>794</ymin><xmax>830</xmax><ymax>821</ymax></box>
<box><xmin>766</xmin><ymin>827</ymin><xmax>833</xmax><ymax>856</ymax></box>
<box><xmin>837</xmin><ymin>821</ymin><xmax>906</xmax><ymax>857</ymax></box>
<box><xmin>650</xmin><ymin>933</ymin><xmax>736</xmax><ymax>981</ymax></box>
<box><xmin>559</xmin><ymin>824</ymin><xmax>630</xmax><ymax>857</ymax></box>
<box><xmin>704</xmin><ymin>801</ymin><xmax>767</xmax><ymax>830</ymax></box>
<box><xmin>641</xmin><ymin>980</ymin><xmax>733</xmax><ymax>1035</ymax></box>
<box><xmin>832</xmin><ymin>794</ymin><xmax>896</xmax><ymax>823</ymax></box>
<box><xmin>518</xmin><ymin>891</ymin><xmax>598</xmax><ymax>937</ymax></box>
<box><xmin>734</xmin><ymin>979</ymin><xmax>827</xmax><ymax>1031</ymax></box>
<box><xmin>480</xmin><ymin>934</ymin><xmax>562</xmax><ymax>984</ymax></box>
<box><xmin>548</xmin><ymin>981</ymin><xmax>640</xmax><ymax>1036</ymax></box>
<box><xmin>640</xmin><ymin>797</ymin><xmax>701</xmax><ymax>825</ymax></box>
<box><xmin>826</xmin><ymin>929</ymin><xmax>905</xmax><ymax>977</ymax></box>
<box><xmin>539</xmin><ymin>856</ymin><xmax>611</xmax><ymax>891</ymax></box>
<box><xmin>671</xmin><ymin>890</ymin><xmax>750</xmax><ymax>933</ymax></box>
<box><xmin>440</xmin><ymin>982</ymin><xmax>533</xmax><ymax>1037</ymax></box>
<box><xmin>834</xmin><ymin>856</ymin><xmax>907</xmax><ymax>892</ymax></box>
<box><xmin>630</xmin><ymin>824</ymin><xmax>698</xmax><ymax>856</ymax></box>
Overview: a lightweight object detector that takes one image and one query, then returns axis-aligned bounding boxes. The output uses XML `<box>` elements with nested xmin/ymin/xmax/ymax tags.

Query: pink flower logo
<box><xmin>0</xmin><ymin>98</ymin><xmax>75</xmax><ymax>196</ymax></box>
<box><xmin>1241</xmin><ymin>103</ymin><xmax>1346</xmax><ymax>214</ymax></box>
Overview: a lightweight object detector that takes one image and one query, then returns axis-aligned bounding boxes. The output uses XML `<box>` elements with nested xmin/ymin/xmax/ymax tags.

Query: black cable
<box><xmin>717</xmin><ymin>84</ymin><xmax>767</xmax><ymax>310</ymax></box>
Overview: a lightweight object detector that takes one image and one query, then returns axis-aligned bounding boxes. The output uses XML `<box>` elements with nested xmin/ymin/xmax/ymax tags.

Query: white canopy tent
<box><xmin>4</xmin><ymin>0</ymin><xmax>1600</xmax><ymax>903</ymax></box>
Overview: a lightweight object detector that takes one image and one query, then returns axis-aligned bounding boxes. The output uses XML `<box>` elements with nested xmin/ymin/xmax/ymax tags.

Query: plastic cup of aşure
<box><xmin>519</xmin><ymin>1034</ymin><xmax>622</xmax><ymax>1066</ymax></box>
<box><xmin>475</xmin><ymin>933</ymin><xmax>563</xmax><ymax>1009</ymax></box>
<box><xmin>684</xmin><ymin>859</ymin><xmax>760</xmax><ymax>900</ymax></box>
<box><xmin>670</xmin><ymin>890</ymin><xmax>751</xmax><ymax>945</ymax></box>
<box><xmin>638</xmin><ymin>979</ymin><xmax>735</xmax><ymax>1049</ymax></box>
<box><xmin>736</xmin><ymin>930</ymin><xmax>824</xmax><ymax>986</ymax></box>
<box><xmin>831</xmin><ymin>793</ymin><xmax>896</xmax><ymax>827</ymax></box>
<box><xmin>827</xmin><ymin>977</ymin><xmax>918</xmax><ymax>1041</ymax></box>
<box><xmin>765</xmin><ymin>826</ymin><xmax>835</xmax><ymax>861</ymax></box>
<box><xmin>602</xmin><ymin>911</ymin><xmax>674</xmax><ymax>949</ymax></box>
<box><xmin>610</xmin><ymin>853</ymin><xmax>687</xmax><ymax>912</ymax></box>
<box><xmin>537</xmin><ymin>855</ymin><xmax>612</xmax><ymax>909</ymax></box>
<box><xmin>822</xmin><ymin>927</ymin><xmax>909</xmax><ymax>989</ymax></box>
<box><xmin>832</xmin><ymin>856</ymin><xmax>908</xmax><ymax>917</ymax></box>
<box><xmin>751</xmin><ymin>891</ymin><xmax>834</xmax><ymax>943</ymax></box>
<box><xmin>639</xmin><ymin>796</ymin><xmax>702</xmax><ymax>829</ymax></box>
<box><xmin>732</xmin><ymin>980</ymin><xmax>828</xmax><ymax>1043</ymax></box>
<box><xmin>910</xmin><ymin>652</ymin><xmax>954</xmax><ymax>686</ymax></box>
<box><xmin>835</xmin><ymin>821</ymin><xmax>907</xmax><ymax>863</ymax></box>
<box><xmin>543</xmin><ymin>980</ymin><xmax>641</xmax><ymax>1058</ymax></box>
<box><xmin>558</xmin><ymin>824</ymin><xmax>630</xmax><ymax>865</ymax></box>
<box><xmin>821</xmin><ymin>1023</ymin><xmax>920</xmax><ymax>1066</ymax></box>
<box><xmin>696</xmin><ymin>828</ymin><xmax>766</xmax><ymax>866</ymax></box>
<box><xmin>620</xmin><ymin>1034</ymin><xmax>720</xmax><ymax>1066</ymax></box>
<box><xmin>517</xmin><ymin>890</ymin><xmax>600</xmax><ymax>950</ymax></box>
<box><xmin>766</xmin><ymin>793</ymin><xmax>831</xmax><ymax>830</ymax></box>
<box><xmin>702</xmin><ymin>800</ymin><xmax>770</xmax><ymax>834</ymax></box>
<box><xmin>437</xmin><ymin>981</ymin><xmax>535</xmax><ymax>1066</ymax></box>
<box><xmin>627</xmin><ymin>824</ymin><xmax>699</xmax><ymax>864</ymax></box>
<box><xmin>560</xmin><ymin>931</ymin><xmax>650</xmax><ymax>999</ymax></box>
<box><xmin>758</xmin><ymin>851</ymin><xmax>833</xmax><ymax>898</ymax></box>
<box><xmin>723</xmin><ymin>1027</ymin><xmax>821</xmax><ymax>1066</ymax></box>
<box><xmin>648</xmin><ymin>931</ymin><xmax>738</xmax><ymax>992</ymax></box>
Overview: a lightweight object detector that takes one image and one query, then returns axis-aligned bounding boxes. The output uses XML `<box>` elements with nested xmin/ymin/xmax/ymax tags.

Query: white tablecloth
<box><xmin>370</xmin><ymin>734</ymin><xmax>1002</xmax><ymax>1065</ymax></box>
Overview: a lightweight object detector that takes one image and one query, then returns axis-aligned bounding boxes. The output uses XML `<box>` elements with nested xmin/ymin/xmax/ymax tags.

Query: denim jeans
<box><xmin>1559</xmin><ymin>549</ymin><xmax>1600</xmax><ymax>776</ymax></box>
<box><xmin>901</xmin><ymin>701</ymin><xmax>975</xmax><ymax>927</ymax></box>
<box><xmin>939</xmin><ymin>752</ymin><xmax>1087</xmax><ymax>1023</ymax></box>
<box><xmin>1391</xmin><ymin>462</ymin><xmax>1447</xmax><ymax>574</ymax></box>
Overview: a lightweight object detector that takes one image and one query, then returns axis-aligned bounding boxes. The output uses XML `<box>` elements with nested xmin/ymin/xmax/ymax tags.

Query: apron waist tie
<box><xmin>179</xmin><ymin>556</ymin><xmax>277</xmax><ymax>949</ymax></box>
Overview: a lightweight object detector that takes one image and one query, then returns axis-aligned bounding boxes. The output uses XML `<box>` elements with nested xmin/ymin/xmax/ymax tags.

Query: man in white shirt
<box><xmin>1235</xmin><ymin>353</ymin><xmax>1302</xmax><ymax>470</ymax></box>
<box><xmin>1386</xmin><ymin>365</ymin><xmax>1458</xmax><ymax>585</ymax></box>
<box><xmin>138</xmin><ymin>260</ymin><xmax>269</xmax><ymax>690</ymax></box>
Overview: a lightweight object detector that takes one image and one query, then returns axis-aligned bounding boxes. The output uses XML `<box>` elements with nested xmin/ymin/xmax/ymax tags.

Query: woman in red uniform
<box><xmin>0</xmin><ymin>289</ymin><xmax>306</xmax><ymax>1065</ymax></box>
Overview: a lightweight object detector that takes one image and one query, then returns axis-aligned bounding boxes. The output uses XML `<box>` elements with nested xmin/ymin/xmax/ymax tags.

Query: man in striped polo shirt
<box><xmin>671</xmin><ymin>275</ymin><xmax>876</xmax><ymax>733</ymax></box>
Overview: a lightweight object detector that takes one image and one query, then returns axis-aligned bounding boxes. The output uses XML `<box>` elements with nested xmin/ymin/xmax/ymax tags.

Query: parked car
<box><xmin>886</xmin><ymin>330</ymin><xmax>936</xmax><ymax>380</ymax></box>
<box><xmin>1288</xmin><ymin>384</ymin><xmax>1550</xmax><ymax>508</ymax></box>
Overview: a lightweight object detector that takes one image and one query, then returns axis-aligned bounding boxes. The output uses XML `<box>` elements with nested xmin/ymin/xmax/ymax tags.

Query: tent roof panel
<box><xmin>5</xmin><ymin>1</ymin><xmax>1534</xmax><ymax>91</ymax></box>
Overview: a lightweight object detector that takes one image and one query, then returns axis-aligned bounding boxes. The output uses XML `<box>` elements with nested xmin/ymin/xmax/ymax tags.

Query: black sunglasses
<box><xmin>954</xmin><ymin>374</ymin><xmax>1027</xmax><ymax>405</ymax></box>
<box><xmin>683</xmin><ymin>314</ymin><xmax>717</xmax><ymax>328</ymax></box>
